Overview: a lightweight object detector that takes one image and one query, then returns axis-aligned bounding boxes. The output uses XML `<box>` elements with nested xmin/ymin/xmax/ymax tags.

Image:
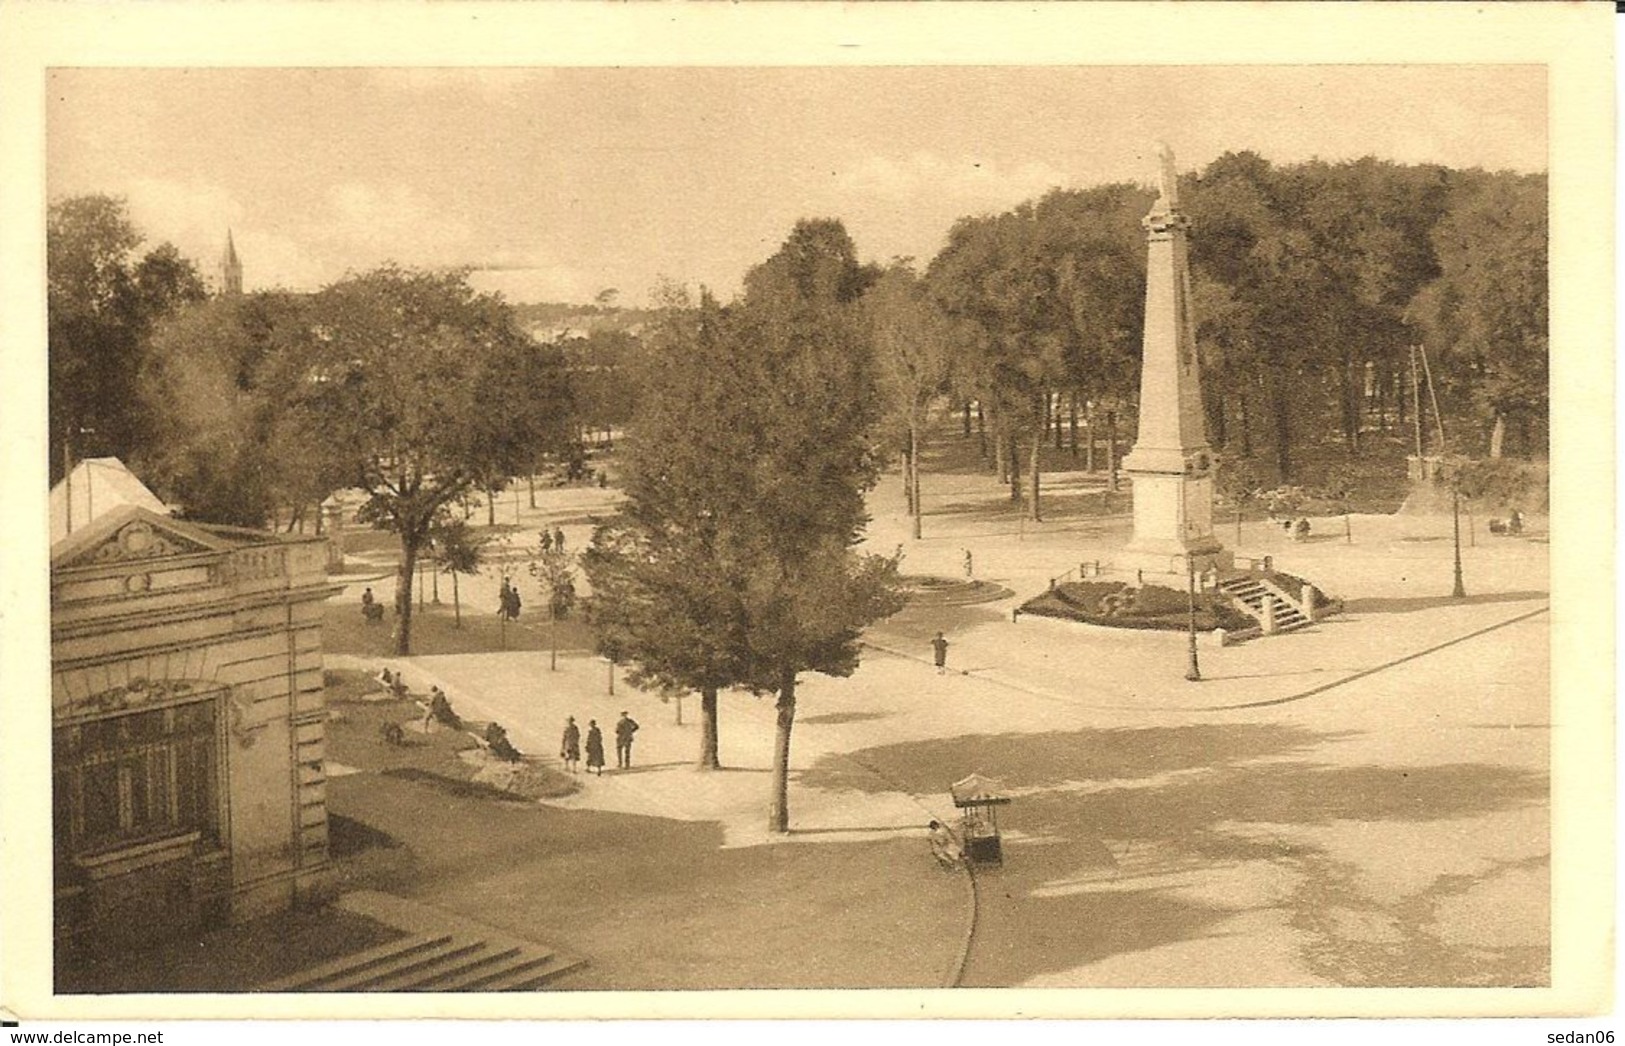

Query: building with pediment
<box><xmin>51</xmin><ymin>504</ymin><xmax>337</xmax><ymax>970</ymax></box>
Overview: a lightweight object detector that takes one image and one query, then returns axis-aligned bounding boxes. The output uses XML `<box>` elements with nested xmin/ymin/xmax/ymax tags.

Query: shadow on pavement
<box><xmin>807</xmin><ymin>724</ymin><xmax>1548</xmax><ymax>987</ymax></box>
<box><xmin>1341</xmin><ymin>591</ymin><xmax>1549</xmax><ymax>615</ymax></box>
<box><xmin>800</xmin><ymin>723</ymin><xmax>1341</xmax><ymax>796</ymax></box>
<box><xmin>801</xmin><ymin>711</ymin><xmax>892</xmax><ymax>726</ymax></box>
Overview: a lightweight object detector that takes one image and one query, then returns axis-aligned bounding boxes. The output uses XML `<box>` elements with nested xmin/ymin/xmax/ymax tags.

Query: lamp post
<box><xmin>1185</xmin><ymin>553</ymin><xmax>1202</xmax><ymax>682</ymax></box>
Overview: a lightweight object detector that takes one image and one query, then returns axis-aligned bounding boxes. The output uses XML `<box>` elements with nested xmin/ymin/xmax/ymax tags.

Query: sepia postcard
<box><xmin>0</xmin><ymin>0</ymin><xmax>1614</xmax><ymax>1029</ymax></box>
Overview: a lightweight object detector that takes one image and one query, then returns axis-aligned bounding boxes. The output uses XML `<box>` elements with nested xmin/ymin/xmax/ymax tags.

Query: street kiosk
<box><xmin>950</xmin><ymin>773</ymin><xmax>1011</xmax><ymax>865</ymax></box>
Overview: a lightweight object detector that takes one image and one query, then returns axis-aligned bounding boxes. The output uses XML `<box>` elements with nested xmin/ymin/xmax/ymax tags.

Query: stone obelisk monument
<box><xmin>1119</xmin><ymin>143</ymin><xmax>1230</xmax><ymax>575</ymax></box>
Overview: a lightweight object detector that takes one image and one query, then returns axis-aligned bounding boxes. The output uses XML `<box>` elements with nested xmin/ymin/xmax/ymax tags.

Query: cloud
<box><xmin>120</xmin><ymin>177</ymin><xmax>488</xmax><ymax>293</ymax></box>
<box><xmin>836</xmin><ymin>152</ymin><xmax>1073</xmax><ymax>211</ymax></box>
<box><xmin>123</xmin><ymin>178</ymin><xmax>312</xmax><ymax>292</ymax></box>
<box><xmin>317</xmin><ymin>182</ymin><xmax>475</xmax><ymax>265</ymax></box>
<box><xmin>467</xmin><ymin>265</ymin><xmax>591</xmax><ymax>305</ymax></box>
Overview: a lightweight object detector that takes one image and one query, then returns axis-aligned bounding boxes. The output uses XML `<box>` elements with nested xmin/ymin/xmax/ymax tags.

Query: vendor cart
<box><xmin>950</xmin><ymin>773</ymin><xmax>1011</xmax><ymax>866</ymax></box>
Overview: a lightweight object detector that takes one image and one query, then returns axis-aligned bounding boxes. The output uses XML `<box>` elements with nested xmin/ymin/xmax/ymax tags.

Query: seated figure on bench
<box><xmin>376</xmin><ymin>667</ymin><xmax>409</xmax><ymax>699</ymax></box>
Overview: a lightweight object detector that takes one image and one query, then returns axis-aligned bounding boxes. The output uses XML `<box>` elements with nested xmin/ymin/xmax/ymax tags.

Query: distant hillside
<box><xmin>511</xmin><ymin>302</ymin><xmax>656</xmax><ymax>344</ymax></box>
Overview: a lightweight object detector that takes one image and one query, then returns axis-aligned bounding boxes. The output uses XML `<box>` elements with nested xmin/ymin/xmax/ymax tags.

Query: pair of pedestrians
<box><xmin>560</xmin><ymin>711</ymin><xmax>640</xmax><ymax>776</ymax></box>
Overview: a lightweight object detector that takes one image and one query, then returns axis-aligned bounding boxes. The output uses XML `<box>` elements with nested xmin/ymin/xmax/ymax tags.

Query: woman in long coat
<box><xmin>560</xmin><ymin>716</ymin><xmax>581</xmax><ymax>773</ymax></box>
<box><xmin>584</xmin><ymin>719</ymin><xmax>606</xmax><ymax>776</ymax></box>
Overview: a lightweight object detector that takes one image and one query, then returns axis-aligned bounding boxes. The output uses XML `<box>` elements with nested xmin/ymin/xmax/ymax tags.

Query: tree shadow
<box><xmin>960</xmin><ymin>880</ymin><xmax>1234</xmax><ymax>988</ymax></box>
<box><xmin>804</xmin><ymin>725</ymin><xmax>1548</xmax><ymax>986</ymax></box>
<box><xmin>800</xmin><ymin>723</ymin><xmax>1342</xmax><ymax>797</ymax></box>
<box><xmin>324</xmin><ymin>772</ymin><xmax>964</xmax><ymax>989</ymax></box>
<box><xmin>1341</xmin><ymin>590</ymin><xmax>1549</xmax><ymax>615</ymax></box>
<box><xmin>873</xmin><ymin>604</ymin><xmax>1010</xmax><ymax>644</ymax></box>
<box><xmin>610</xmin><ymin>760</ymin><xmax>707</xmax><ymax>775</ymax></box>
<box><xmin>802</xmin><ymin>711</ymin><xmax>892</xmax><ymax>725</ymax></box>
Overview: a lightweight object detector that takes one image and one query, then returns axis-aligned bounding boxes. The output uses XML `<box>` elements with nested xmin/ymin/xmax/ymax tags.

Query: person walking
<box><xmin>585</xmin><ymin>719</ymin><xmax>606</xmax><ymax>776</ymax></box>
<box><xmin>615</xmin><ymin>710</ymin><xmax>640</xmax><ymax>769</ymax></box>
<box><xmin>560</xmin><ymin>716</ymin><xmax>581</xmax><ymax>774</ymax></box>
<box><xmin>931</xmin><ymin>631</ymin><xmax>949</xmax><ymax>675</ymax></box>
<box><xmin>963</xmin><ymin>549</ymin><xmax>974</xmax><ymax>578</ymax></box>
<box><xmin>553</xmin><ymin>526</ymin><xmax>566</xmax><ymax>552</ymax></box>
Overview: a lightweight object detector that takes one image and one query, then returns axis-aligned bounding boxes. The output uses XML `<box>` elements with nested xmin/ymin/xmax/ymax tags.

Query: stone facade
<box><xmin>51</xmin><ymin>506</ymin><xmax>336</xmax><ymax>968</ymax></box>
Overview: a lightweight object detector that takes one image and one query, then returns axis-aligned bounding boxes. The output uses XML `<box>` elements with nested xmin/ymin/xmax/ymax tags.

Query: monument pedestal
<box><xmin>1117</xmin><ymin>451</ymin><xmax>1232</xmax><ymax>578</ymax></box>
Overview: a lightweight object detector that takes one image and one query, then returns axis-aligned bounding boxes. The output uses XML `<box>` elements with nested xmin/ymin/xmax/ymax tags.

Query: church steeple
<box><xmin>219</xmin><ymin>231</ymin><xmax>243</xmax><ymax>297</ymax></box>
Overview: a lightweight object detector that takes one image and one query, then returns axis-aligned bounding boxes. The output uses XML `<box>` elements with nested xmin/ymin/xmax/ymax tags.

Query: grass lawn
<box><xmin>323</xmin><ymin>601</ymin><xmax>601</xmax><ymax>659</ymax></box>
<box><xmin>324</xmin><ymin>670</ymin><xmax>578</xmax><ymax>796</ymax></box>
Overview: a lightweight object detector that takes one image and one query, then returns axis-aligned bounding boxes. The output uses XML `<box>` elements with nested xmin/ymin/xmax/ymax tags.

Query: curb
<box><xmin>838</xmin><ymin>748</ymin><xmax>980</xmax><ymax>989</ymax></box>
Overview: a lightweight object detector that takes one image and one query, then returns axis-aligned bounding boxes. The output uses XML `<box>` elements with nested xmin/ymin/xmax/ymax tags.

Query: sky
<box><xmin>47</xmin><ymin>65</ymin><xmax>1546</xmax><ymax>307</ymax></box>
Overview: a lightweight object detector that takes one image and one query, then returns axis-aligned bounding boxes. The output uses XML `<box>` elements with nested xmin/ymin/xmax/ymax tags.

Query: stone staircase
<box><xmin>258</xmin><ymin>891</ymin><xmax>583</xmax><ymax>992</ymax></box>
<box><xmin>1216</xmin><ymin>574</ymin><xmax>1312</xmax><ymax>637</ymax></box>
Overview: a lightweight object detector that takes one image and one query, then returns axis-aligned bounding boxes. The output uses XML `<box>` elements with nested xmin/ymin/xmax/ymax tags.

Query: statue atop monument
<box><xmin>1155</xmin><ymin>140</ymin><xmax>1180</xmax><ymax>208</ymax></box>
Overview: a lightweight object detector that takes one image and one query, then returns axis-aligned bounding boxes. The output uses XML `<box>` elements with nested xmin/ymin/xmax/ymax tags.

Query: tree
<box><xmin>587</xmin><ymin>220</ymin><xmax>904</xmax><ymax>812</ymax></box>
<box><xmin>865</xmin><ymin>262</ymin><xmax>952</xmax><ymax>540</ymax></box>
<box><xmin>1409</xmin><ymin>172</ymin><xmax>1547</xmax><ymax>457</ymax></box>
<box><xmin>737</xmin><ymin>221</ymin><xmax>905</xmax><ymax>831</ymax></box>
<box><xmin>584</xmin><ymin>292</ymin><xmax>762</xmax><ymax>770</ymax></box>
<box><xmin>49</xmin><ymin>195</ymin><xmax>206</xmax><ymax>478</ymax></box>
<box><xmin>529</xmin><ymin>534</ymin><xmax>578</xmax><ymax>672</ymax></box>
<box><xmin>136</xmin><ymin>291</ymin><xmax>340</xmax><ymax>528</ymax></box>
<box><xmin>430</xmin><ymin>516</ymin><xmax>487</xmax><ymax>628</ymax></box>
<box><xmin>276</xmin><ymin>266</ymin><xmax>570</xmax><ymax>655</ymax></box>
<box><xmin>928</xmin><ymin>207</ymin><xmax>1066</xmax><ymax>520</ymax></box>
<box><xmin>928</xmin><ymin>187</ymin><xmax>1148</xmax><ymax>520</ymax></box>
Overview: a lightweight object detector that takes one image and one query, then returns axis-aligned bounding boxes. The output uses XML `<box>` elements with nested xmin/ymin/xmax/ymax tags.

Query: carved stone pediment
<box><xmin>79</xmin><ymin>677</ymin><xmax>216</xmax><ymax>716</ymax></box>
<box><xmin>58</xmin><ymin>518</ymin><xmax>218</xmax><ymax>570</ymax></box>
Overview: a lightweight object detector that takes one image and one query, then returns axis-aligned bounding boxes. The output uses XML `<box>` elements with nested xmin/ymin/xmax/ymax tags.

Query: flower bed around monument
<box><xmin>1020</xmin><ymin>580</ymin><xmax>1254</xmax><ymax>633</ymax></box>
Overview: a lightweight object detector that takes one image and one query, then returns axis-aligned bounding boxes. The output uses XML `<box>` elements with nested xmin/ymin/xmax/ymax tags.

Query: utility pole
<box><xmin>1409</xmin><ymin>345</ymin><xmax>1424</xmax><ymax>460</ymax></box>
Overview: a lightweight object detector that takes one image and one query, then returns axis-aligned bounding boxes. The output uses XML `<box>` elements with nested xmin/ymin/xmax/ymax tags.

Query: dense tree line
<box><xmin>916</xmin><ymin>155</ymin><xmax>1547</xmax><ymax>503</ymax></box>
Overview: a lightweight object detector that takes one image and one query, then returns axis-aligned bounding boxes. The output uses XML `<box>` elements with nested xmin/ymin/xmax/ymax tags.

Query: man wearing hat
<box><xmin>615</xmin><ymin>710</ymin><xmax>640</xmax><ymax>769</ymax></box>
